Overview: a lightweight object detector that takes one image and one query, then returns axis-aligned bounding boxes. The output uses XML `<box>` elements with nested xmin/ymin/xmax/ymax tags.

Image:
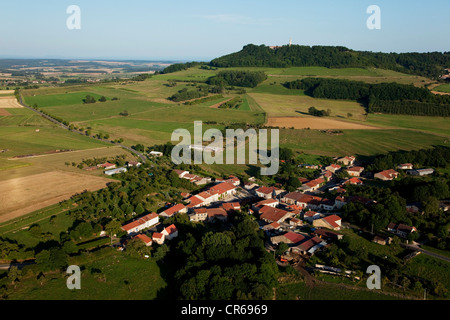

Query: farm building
<box><xmin>104</xmin><ymin>167</ymin><xmax>127</xmax><ymax>175</ymax></box>
<box><xmin>313</xmin><ymin>215</ymin><xmax>342</xmax><ymax>231</ymax></box>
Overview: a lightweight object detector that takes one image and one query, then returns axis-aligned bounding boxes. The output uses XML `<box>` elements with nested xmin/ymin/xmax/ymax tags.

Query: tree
<box><xmin>98</xmin><ymin>96</ymin><xmax>107</xmax><ymax>102</ymax></box>
<box><xmin>275</xmin><ymin>242</ymin><xmax>289</xmax><ymax>256</ymax></box>
<box><xmin>8</xmin><ymin>266</ymin><xmax>22</xmax><ymax>288</ymax></box>
<box><xmin>105</xmin><ymin>220</ymin><xmax>122</xmax><ymax>245</ymax></box>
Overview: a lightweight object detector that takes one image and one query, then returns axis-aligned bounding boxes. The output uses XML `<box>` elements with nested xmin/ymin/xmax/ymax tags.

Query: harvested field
<box><xmin>0</xmin><ymin>97</ymin><xmax>23</xmax><ymax>108</ymax></box>
<box><xmin>0</xmin><ymin>171</ymin><xmax>114</xmax><ymax>223</ymax></box>
<box><xmin>267</xmin><ymin>116</ymin><xmax>380</xmax><ymax>130</ymax></box>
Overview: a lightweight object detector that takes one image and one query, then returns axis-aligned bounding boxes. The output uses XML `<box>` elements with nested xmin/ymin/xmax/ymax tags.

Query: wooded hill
<box><xmin>209</xmin><ymin>44</ymin><xmax>450</xmax><ymax>79</ymax></box>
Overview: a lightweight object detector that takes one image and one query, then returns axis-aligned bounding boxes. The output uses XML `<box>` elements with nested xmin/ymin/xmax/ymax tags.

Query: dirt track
<box><xmin>267</xmin><ymin>116</ymin><xmax>379</xmax><ymax>130</ymax></box>
<box><xmin>0</xmin><ymin>171</ymin><xmax>114</xmax><ymax>223</ymax></box>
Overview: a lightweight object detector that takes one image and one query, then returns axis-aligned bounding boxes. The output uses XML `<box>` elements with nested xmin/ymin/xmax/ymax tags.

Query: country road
<box><xmin>18</xmin><ymin>93</ymin><xmax>147</xmax><ymax>164</ymax></box>
<box><xmin>401</xmin><ymin>243</ymin><xmax>450</xmax><ymax>263</ymax></box>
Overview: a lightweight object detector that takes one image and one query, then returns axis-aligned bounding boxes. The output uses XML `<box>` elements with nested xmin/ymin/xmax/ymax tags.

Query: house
<box><xmin>398</xmin><ymin>163</ymin><xmax>413</xmax><ymax>170</ymax></box>
<box><xmin>313</xmin><ymin>215</ymin><xmax>342</xmax><ymax>231</ymax></box>
<box><xmin>300</xmin><ymin>178</ymin><xmax>325</xmax><ymax>192</ymax></box>
<box><xmin>346</xmin><ymin>166</ymin><xmax>364</xmax><ymax>177</ymax></box>
<box><xmin>263</xmin><ymin>221</ymin><xmax>282</xmax><ymax>231</ymax></box>
<box><xmin>186</xmin><ymin>195</ymin><xmax>205</xmax><ymax>210</ymax></box>
<box><xmin>244</xmin><ymin>181</ymin><xmax>259</xmax><ymax>190</ymax></box>
<box><xmin>133</xmin><ymin>234</ymin><xmax>153</xmax><ymax>246</ymax></box>
<box><xmin>407</xmin><ymin>168</ymin><xmax>434</xmax><ymax>176</ymax></box>
<box><xmin>319</xmin><ymin>198</ymin><xmax>336</xmax><ymax>211</ymax></box>
<box><xmin>104</xmin><ymin>167</ymin><xmax>127</xmax><ymax>176</ymax></box>
<box><xmin>148</xmin><ymin>151</ymin><xmax>163</xmax><ymax>157</ymax></box>
<box><xmin>189</xmin><ymin>208</ymin><xmax>208</xmax><ymax>222</ymax></box>
<box><xmin>98</xmin><ymin>162</ymin><xmax>116</xmax><ymax>170</ymax></box>
<box><xmin>259</xmin><ymin>206</ymin><xmax>293</xmax><ymax>224</ymax></box>
<box><xmin>337</xmin><ymin>156</ymin><xmax>356</xmax><ymax>166</ymax></box>
<box><xmin>283</xmin><ymin>192</ymin><xmax>323</xmax><ymax>210</ymax></box>
<box><xmin>162</xmin><ymin>224</ymin><xmax>178</xmax><ymax>240</ymax></box>
<box><xmin>387</xmin><ymin>223</ymin><xmax>417</xmax><ymax>238</ymax></box>
<box><xmin>372</xmin><ymin>235</ymin><xmax>392</xmax><ymax>246</ymax></box>
<box><xmin>303</xmin><ymin>211</ymin><xmax>321</xmax><ymax>223</ymax></box>
<box><xmin>313</xmin><ymin>228</ymin><xmax>343</xmax><ymax>241</ymax></box>
<box><xmin>221</xmin><ymin>202</ymin><xmax>241</xmax><ymax>214</ymax></box>
<box><xmin>173</xmin><ymin>169</ymin><xmax>189</xmax><ymax>178</ymax></box>
<box><xmin>207</xmin><ymin>208</ymin><xmax>229</xmax><ymax>222</ymax></box>
<box><xmin>325</xmin><ymin>164</ymin><xmax>341</xmax><ymax>173</ymax></box>
<box><xmin>127</xmin><ymin>161</ymin><xmax>142</xmax><ymax>167</ymax></box>
<box><xmin>321</xmin><ymin>170</ymin><xmax>334</xmax><ymax>180</ymax></box>
<box><xmin>271</xmin><ymin>232</ymin><xmax>306</xmax><ymax>246</ymax></box>
<box><xmin>152</xmin><ymin>232</ymin><xmax>165</xmax><ymax>245</ymax></box>
<box><xmin>375</xmin><ymin>169</ymin><xmax>399</xmax><ymax>181</ymax></box>
<box><xmin>208</xmin><ymin>182</ymin><xmax>237</xmax><ymax>199</ymax></box>
<box><xmin>252</xmin><ymin>198</ymin><xmax>279</xmax><ymax>212</ymax></box>
<box><xmin>334</xmin><ymin>196</ymin><xmax>347</xmax><ymax>210</ymax></box>
<box><xmin>343</xmin><ymin>177</ymin><xmax>363</xmax><ymax>186</ymax></box>
<box><xmin>289</xmin><ymin>218</ymin><xmax>303</xmax><ymax>227</ymax></box>
<box><xmin>191</xmin><ymin>176</ymin><xmax>212</xmax><ymax>186</ymax></box>
<box><xmin>216</xmin><ymin>175</ymin><xmax>240</xmax><ymax>186</ymax></box>
<box><xmin>255</xmin><ymin>186</ymin><xmax>283</xmax><ymax>199</ymax></box>
<box><xmin>294</xmin><ymin>236</ymin><xmax>327</xmax><ymax>255</ymax></box>
<box><xmin>159</xmin><ymin>203</ymin><xmax>187</xmax><ymax>218</ymax></box>
<box><xmin>121</xmin><ymin>212</ymin><xmax>159</xmax><ymax>234</ymax></box>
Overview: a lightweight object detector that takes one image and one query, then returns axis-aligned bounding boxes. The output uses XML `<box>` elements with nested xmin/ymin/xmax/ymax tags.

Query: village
<box><xmin>110</xmin><ymin>153</ymin><xmax>428</xmax><ymax>273</ymax></box>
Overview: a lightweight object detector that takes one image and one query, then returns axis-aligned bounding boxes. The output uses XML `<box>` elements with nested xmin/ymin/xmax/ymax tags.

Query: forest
<box><xmin>208</xmin><ymin>70</ymin><xmax>267</xmax><ymax>88</ymax></box>
<box><xmin>209</xmin><ymin>44</ymin><xmax>450</xmax><ymax>79</ymax></box>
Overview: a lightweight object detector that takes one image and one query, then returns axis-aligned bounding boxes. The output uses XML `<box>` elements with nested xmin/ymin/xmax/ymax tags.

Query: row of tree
<box><xmin>208</xmin><ymin>70</ymin><xmax>267</xmax><ymax>88</ymax></box>
<box><xmin>284</xmin><ymin>78</ymin><xmax>450</xmax><ymax>116</ymax></box>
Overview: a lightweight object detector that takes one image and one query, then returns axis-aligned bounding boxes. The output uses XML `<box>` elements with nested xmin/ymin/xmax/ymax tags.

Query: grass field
<box><xmin>433</xmin><ymin>83</ymin><xmax>450</xmax><ymax>93</ymax></box>
<box><xmin>7</xmin><ymin>248</ymin><xmax>167</xmax><ymax>300</ymax></box>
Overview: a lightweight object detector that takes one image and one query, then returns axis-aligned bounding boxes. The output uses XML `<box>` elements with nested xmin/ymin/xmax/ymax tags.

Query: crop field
<box><xmin>0</xmin><ymin>96</ymin><xmax>23</xmax><ymax>108</ymax></box>
<box><xmin>267</xmin><ymin>116</ymin><xmax>379</xmax><ymax>130</ymax></box>
<box><xmin>433</xmin><ymin>83</ymin><xmax>450</xmax><ymax>93</ymax></box>
<box><xmin>0</xmin><ymin>171</ymin><xmax>115</xmax><ymax>223</ymax></box>
<box><xmin>25</xmin><ymin>91</ymin><xmax>108</xmax><ymax>107</ymax></box>
<box><xmin>249</xmin><ymin>92</ymin><xmax>367</xmax><ymax>121</ymax></box>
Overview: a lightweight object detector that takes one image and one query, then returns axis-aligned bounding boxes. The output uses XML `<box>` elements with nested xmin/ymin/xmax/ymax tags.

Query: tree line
<box><xmin>208</xmin><ymin>70</ymin><xmax>267</xmax><ymax>88</ymax></box>
<box><xmin>284</xmin><ymin>78</ymin><xmax>450</xmax><ymax>116</ymax></box>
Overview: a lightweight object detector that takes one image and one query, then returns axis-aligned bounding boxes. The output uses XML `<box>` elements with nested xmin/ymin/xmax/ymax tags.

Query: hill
<box><xmin>209</xmin><ymin>44</ymin><xmax>450</xmax><ymax>79</ymax></box>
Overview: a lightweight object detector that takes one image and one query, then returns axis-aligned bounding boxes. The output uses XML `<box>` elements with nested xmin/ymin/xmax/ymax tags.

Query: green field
<box><xmin>7</xmin><ymin>248</ymin><xmax>167</xmax><ymax>300</ymax></box>
<box><xmin>25</xmin><ymin>91</ymin><xmax>109</xmax><ymax>107</ymax></box>
<box><xmin>434</xmin><ymin>83</ymin><xmax>450</xmax><ymax>93</ymax></box>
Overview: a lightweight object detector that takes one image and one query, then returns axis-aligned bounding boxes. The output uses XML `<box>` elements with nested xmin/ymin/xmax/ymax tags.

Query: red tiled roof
<box><xmin>284</xmin><ymin>232</ymin><xmax>306</xmax><ymax>244</ymax></box>
<box><xmin>162</xmin><ymin>203</ymin><xmax>185</xmax><ymax>216</ymax></box>
<box><xmin>304</xmin><ymin>178</ymin><xmax>325</xmax><ymax>188</ymax></box>
<box><xmin>256</xmin><ymin>186</ymin><xmax>281</xmax><ymax>195</ymax></box>
<box><xmin>164</xmin><ymin>224</ymin><xmax>178</xmax><ymax>235</ymax></box>
<box><xmin>152</xmin><ymin>232</ymin><xmax>164</xmax><ymax>239</ymax></box>
<box><xmin>297</xmin><ymin>236</ymin><xmax>323</xmax><ymax>251</ymax></box>
<box><xmin>322</xmin><ymin>215</ymin><xmax>341</xmax><ymax>229</ymax></box>
<box><xmin>206</xmin><ymin>208</ymin><xmax>228</xmax><ymax>219</ymax></box>
<box><xmin>122</xmin><ymin>212</ymin><xmax>158</xmax><ymax>231</ymax></box>
<box><xmin>209</xmin><ymin>182</ymin><xmax>236</xmax><ymax>195</ymax></box>
<box><xmin>134</xmin><ymin>234</ymin><xmax>152</xmax><ymax>244</ymax></box>
<box><xmin>187</xmin><ymin>196</ymin><xmax>204</xmax><ymax>208</ymax></box>
<box><xmin>260</xmin><ymin>206</ymin><xmax>290</xmax><ymax>223</ymax></box>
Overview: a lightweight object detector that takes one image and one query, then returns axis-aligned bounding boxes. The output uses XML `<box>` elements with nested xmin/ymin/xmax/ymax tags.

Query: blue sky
<box><xmin>0</xmin><ymin>0</ymin><xmax>448</xmax><ymax>60</ymax></box>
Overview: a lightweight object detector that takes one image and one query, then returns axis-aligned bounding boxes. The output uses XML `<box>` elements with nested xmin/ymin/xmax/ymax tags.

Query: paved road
<box><xmin>401</xmin><ymin>243</ymin><xmax>450</xmax><ymax>263</ymax></box>
<box><xmin>19</xmin><ymin>93</ymin><xmax>147</xmax><ymax>164</ymax></box>
<box><xmin>0</xmin><ymin>261</ymin><xmax>35</xmax><ymax>270</ymax></box>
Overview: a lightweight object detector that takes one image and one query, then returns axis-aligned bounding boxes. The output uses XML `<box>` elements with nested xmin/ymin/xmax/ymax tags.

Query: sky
<box><xmin>0</xmin><ymin>0</ymin><xmax>449</xmax><ymax>61</ymax></box>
